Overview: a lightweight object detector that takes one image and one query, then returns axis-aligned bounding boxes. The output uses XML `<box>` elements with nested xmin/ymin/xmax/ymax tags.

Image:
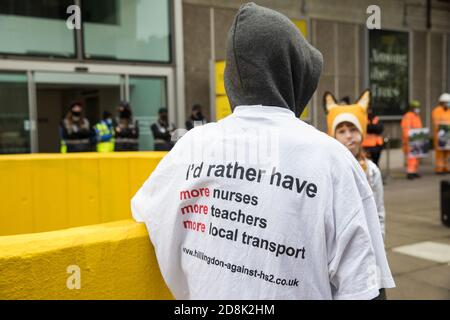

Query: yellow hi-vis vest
<box><xmin>60</xmin><ymin>140</ymin><xmax>67</xmax><ymax>153</ymax></box>
<box><xmin>95</xmin><ymin>121</ymin><xmax>115</xmax><ymax>153</ymax></box>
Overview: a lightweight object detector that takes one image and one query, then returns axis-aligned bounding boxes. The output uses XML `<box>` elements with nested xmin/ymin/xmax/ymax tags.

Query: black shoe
<box><xmin>413</xmin><ymin>173</ymin><xmax>421</xmax><ymax>178</ymax></box>
<box><xmin>407</xmin><ymin>173</ymin><xmax>415</xmax><ymax>180</ymax></box>
<box><xmin>435</xmin><ymin>172</ymin><xmax>445</xmax><ymax>175</ymax></box>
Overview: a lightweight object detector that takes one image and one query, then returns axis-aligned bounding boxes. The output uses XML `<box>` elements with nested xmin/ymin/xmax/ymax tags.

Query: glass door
<box><xmin>0</xmin><ymin>70</ymin><xmax>171</xmax><ymax>154</ymax></box>
<box><xmin>0</xmin><ymin>72</ymin><xmax>30</xmax><ymax>154</ymax></box>
<box><xmin>128</xmin><ymin>76</ymin><xmax>167</xmax><ymax>151</ymax></box>
<box><xmin>34</xmin><ymin>72</ymin><xmax>122</xmax><ymax>152</ymax></box>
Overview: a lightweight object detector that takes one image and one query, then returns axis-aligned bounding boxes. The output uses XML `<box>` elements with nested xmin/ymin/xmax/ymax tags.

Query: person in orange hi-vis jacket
<box><xmin>362</xmin><ymin>107</ymin><xmax>384</xmax><ymax>167</ymax></box>
<box><xmin>432</xmin><ymin>93</ymin><xmax>450</xmax><ymax>174</ymax></box>
<box><xmin>401</xmin><ymin>100</ymin><xmax>423</xmax><ymax>180</ymax></box>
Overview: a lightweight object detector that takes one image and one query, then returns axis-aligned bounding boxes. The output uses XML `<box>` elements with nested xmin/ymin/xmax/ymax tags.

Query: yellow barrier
<box><xmin>0</xmin><ymin>152</ymin><xmax>165</xmax><ymax>236</ymax></box>
<box><xmin>0</xmin><ymin>219</ymin><xmax>173</xmax><ymax>299</ymax></box>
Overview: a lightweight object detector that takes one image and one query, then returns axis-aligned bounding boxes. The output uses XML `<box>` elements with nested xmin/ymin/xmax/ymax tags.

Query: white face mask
<box><xmin>413</xmin><ymin>108</ymin><xmax>420</xmax><ymax>114</ymax></box>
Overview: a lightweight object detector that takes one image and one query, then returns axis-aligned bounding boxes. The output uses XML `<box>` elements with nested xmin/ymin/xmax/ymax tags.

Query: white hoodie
<box><xmin>131</xmin><ymin>105</ymin><xmax>395</xmax><ymax>300</ymax></box>
<box><xmin>365</xmin><ymin>159</ymin><xmax>386</xmax><ymax>239</ymax></box>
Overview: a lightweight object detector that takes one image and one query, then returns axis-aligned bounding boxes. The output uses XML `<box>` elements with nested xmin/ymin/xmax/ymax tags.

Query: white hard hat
<box><xmin>439</xmin><ymin>93</ymin><xmax>450</xmax><ymax>103</ymax></box>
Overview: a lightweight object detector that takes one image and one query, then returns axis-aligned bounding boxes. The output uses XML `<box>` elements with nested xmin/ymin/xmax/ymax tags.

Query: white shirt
<box><xmin>365</xmin><ymin>159</ymin><xmax>386</xmax><ymax>239</ymax></box>
<box><xmin>132</xmin><ymin>105</ymin><xmax>395</xmax><ymax>300</ymax></box>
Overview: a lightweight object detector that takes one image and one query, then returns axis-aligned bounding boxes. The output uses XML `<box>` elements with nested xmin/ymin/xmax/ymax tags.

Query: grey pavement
<box><xmin>381</xmin><ymin>152</ymin><xmax>450</xmax><ymax>300</ymax></box>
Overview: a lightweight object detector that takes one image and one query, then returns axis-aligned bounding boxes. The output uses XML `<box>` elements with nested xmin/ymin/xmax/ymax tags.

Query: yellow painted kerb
<box><xmin>0</xmin><ymin>219</ymin><xmax>173</xmax><ymax>300</ymax></box>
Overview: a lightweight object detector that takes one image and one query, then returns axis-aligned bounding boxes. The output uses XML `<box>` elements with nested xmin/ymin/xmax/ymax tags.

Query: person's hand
<box><xmin>116</xmin><ymin>127</ymin><xmax>121</xmax><ymax>133</ymax></box>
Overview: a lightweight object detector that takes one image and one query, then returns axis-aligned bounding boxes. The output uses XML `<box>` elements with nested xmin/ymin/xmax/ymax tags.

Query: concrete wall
<box><xmin>0</xmin><ymin>152</ymin><xmax>165</xmax><ymax>236</ymax></box>
<box><xmin>312</xmin><ymin>20</ymin><xmax>365</xmax><ymax>132</ymax></box>
<box><xmin>0</xmin><ymin>219</ymin><xmax>173</xmax><ymax>299</ymax></box>
<box><xmin>182</xmin><ymin>0</ymin><xmax>450</xmax><ymax>141</ymax></box>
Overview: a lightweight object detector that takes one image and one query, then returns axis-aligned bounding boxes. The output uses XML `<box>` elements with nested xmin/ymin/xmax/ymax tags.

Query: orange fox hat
<box><xmin>324</xmin><ymin>90</ymin><xmax>370</xmax><ymax>138</ymax></box>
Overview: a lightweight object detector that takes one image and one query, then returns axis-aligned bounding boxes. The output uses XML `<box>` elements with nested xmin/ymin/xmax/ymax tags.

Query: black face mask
<box><xmin>72</xmin><ymin>111</ymin><xmax>81</xmax><ymax>117</ymax></box>
<box><xmin>193</xmin><ymin>111</ymin><xmax>203</xmax><ymax>120</ymax></box>
<box><xmin>120</xmin><ymin>109</ymin><xmax>131</xmax><ymax>119</ymax></box>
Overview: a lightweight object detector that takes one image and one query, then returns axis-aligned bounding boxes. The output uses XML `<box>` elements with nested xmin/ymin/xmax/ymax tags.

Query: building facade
<box><xmin>0</xmin><ymin>0</ymin><xmax>449</xmax><ymax>154</ymax></box>
<box><xmin>183</xmin><ymin>0</ymin><xmax>450</xmax><ymax>144</ymax></box>
<box><xmin>0</xmin><ymin>0</ymin><xmax>185</xmax><ymax>153</ymax></box>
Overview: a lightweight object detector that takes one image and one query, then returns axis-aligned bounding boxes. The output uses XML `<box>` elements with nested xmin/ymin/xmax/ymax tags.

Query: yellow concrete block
<box><xmin>0</xmin><ymin>158</ymin><xmax>33</xmax><ymax>235</ymax></box>
<box><xmin>216</xmin><ymin>95</ymin><xmax>232</xmax><ymax>121</ymax></box>
<box><xmin>66</xmin><ymin>156</ymin><xmax>101</xmax><ymax>229</ymax></box>
<box><xmin>98</xmin><ymin>156</ymin><xmax>131</xmax><ymax>223</ymax></box>
<box><xmin>215</xmin><ymin>60</ymin><xmax>226</xmax><ymax>96</ymax></box>
<box><xmin>0</xmin><ymin>220</ymin><xmax>173</xmax><ymax>300</ymax></box>
<box><xmin>0</xmin><ymin>152</ymin><xmax>165</xmax><ymax>236</ymax></box>
<box><xmin>293</xmin><ymin>19</ymin><xmax>308</xmax><ymax>38</ymax></box>
<box><xmin>31</xmin><ymin>157</ymin><xmax>68</xmax><ymax>233</ymax></box>
<box><xmin>129</xmin><ymin>152</ymin><xmax>167</xmax><ymax>197</ymax></box>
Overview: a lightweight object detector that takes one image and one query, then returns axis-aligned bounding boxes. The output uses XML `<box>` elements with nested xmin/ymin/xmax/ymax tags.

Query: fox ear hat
<box><xmin>324</xmin><ymin>89</ymin><xmax>370</xmax><ymax>137</ymax></box>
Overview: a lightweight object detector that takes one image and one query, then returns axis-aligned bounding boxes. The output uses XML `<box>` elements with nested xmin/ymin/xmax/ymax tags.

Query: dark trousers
<box><xmin>115</xmin><ymin>143</ymin><xmax>138</xmax><ymax>152</ymax></box>
<box><xmin>154</xmin><ymin>142</ymin><xmax>174</xmax><ymax>151</ymax></box>
<box><xmin>364</xmin><ymin>146</ymin><xmax>383</xmax><ymax>167</ymax></box>
<box><xmin>67</xmin><ymin>143</ymin><xmax>91</xmax><ymax>153</ymax></box>
<box><xmin>373</xmin><ymin>289</ymin><xmax>387</xmax><ymax>300</ymax></box>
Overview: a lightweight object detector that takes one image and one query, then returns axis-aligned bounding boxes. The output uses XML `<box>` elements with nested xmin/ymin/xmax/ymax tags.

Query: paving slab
<box><xmin>382</xmin><ymin>164</ymin><xmax>450</xmax><ymax>299</ymax></box>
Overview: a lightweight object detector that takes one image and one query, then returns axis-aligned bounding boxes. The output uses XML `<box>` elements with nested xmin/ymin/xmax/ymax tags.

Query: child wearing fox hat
<box><xmin>324</xmin><ymin>90</ymin><xmax>386</xmax><ymax>240</ymax></box>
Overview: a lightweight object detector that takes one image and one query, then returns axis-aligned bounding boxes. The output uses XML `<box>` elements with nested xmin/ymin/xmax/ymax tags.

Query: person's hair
<box><xmin>339</xmin><ymin>96</ymin><xmax>351</xmax><ymax>105</ymax></box>
<box><xmin>192</xmin><ymin>104</ymin><xmax>202</xmax><ymax>111</ymax></box>
<box><xmin>103</xmin><ymin>111</ymin><xmax>112</xmax><ymax>120</ymax></box>
<box><xmin>335</xmin><ymin>121</ymin><xmax>365</xmax><ymax>160</ymax></box>
<box><xmin>69</xmin><ymin>100</ymin><xmax>83</xmax><ymax>110</ymax></box>
<box><xmin>335</xmin><ymin>121</ymin><xmax>359</xmax><ymax>133</ymax></box>
<box><xmin>119</xmin><ymin>108</ymin><xmax>132</xmax><ymax>119</ymax></box>
<box><xmin>119</xmin><ymin>100</ymin><xmax>130</xmax><ymax>109</ymax></box>
<box><xmin>159</xmin><ymin>108</ymin><xmax>168</xmax><ymax>114</ymax></box>
<box><xmin>65</xmin><ymin>101</ymin><xmax>82</xmax><ymax>122</ymax></box>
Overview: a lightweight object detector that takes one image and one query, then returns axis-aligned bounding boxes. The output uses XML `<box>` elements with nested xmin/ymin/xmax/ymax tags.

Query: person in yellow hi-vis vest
<box><xmin>60</xmin><ymin>131</ymin><xmax>67</xmax><ymax>153</ymax></box>
<box><xmin>94</xmin><ymin>111</ymin><xmax>115</xmax><ymax>152</ymax></box>
<box><xmin>432</xmin><ymin>93</ymin><xmax>450</xmax><ymax>174</ymax></box>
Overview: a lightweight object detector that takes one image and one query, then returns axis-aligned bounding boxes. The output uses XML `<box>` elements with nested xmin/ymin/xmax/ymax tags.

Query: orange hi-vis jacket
<box><xmin>401</xmin><ymin>111</ymin><xmax>423</xmax><ymax>155</ymax></box>
<box><xmin>431</xmin><ymin>105</ymin><xmax>450</xmax><ymax>148</ymax></box>
<box><xmin>362</xmin><ymin>115</ymin><xmax>383</xmax><ymax>148</ymax></box>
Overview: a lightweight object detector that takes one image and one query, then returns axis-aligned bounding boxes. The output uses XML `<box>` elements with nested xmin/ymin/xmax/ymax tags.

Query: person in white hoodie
<box><xmin>324</xmin><ymin>90</ymin><xmax>387</xmax><ymax>300</ymax></box>
<box><xmin>131</xmin><ymin>2</ymin><xmax>394</xmax><ymax>300</ymax></box>
<box><xmin>324</xmin><ymin>90</ymin><xmax>386</xmax><ymax>240</ymax></box>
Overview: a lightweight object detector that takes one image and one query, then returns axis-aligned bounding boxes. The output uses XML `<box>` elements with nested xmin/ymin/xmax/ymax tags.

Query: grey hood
<box><xmin>224</xmin><ymin>3</ymin><xmax>323</xmax><ymax>118</ymax></box>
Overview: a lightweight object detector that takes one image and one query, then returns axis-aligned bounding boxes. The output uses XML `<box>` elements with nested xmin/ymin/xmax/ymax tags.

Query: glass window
<box><xmin>0</xmin><ymin>0</ymin><xmax>76</xmax><ymax>58</ymax></box>
<box><xmin>369</xmin><ymin>30</ymin><xmax>409</xmax><ymax>116</ymax></box>
<box><xmin>129</xmin><ymin>77</ymin><xmax>167</xmax><ymax>151</ymax></box>
<box><xmin>0</xmin><ymin>73</ymin><xmax>30</xmax><ymax>154</ymax></box>
<box><xmin>82</xmin><ymin>0</ymin><xmax>171</xmax><ymax>62</ymax></box>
